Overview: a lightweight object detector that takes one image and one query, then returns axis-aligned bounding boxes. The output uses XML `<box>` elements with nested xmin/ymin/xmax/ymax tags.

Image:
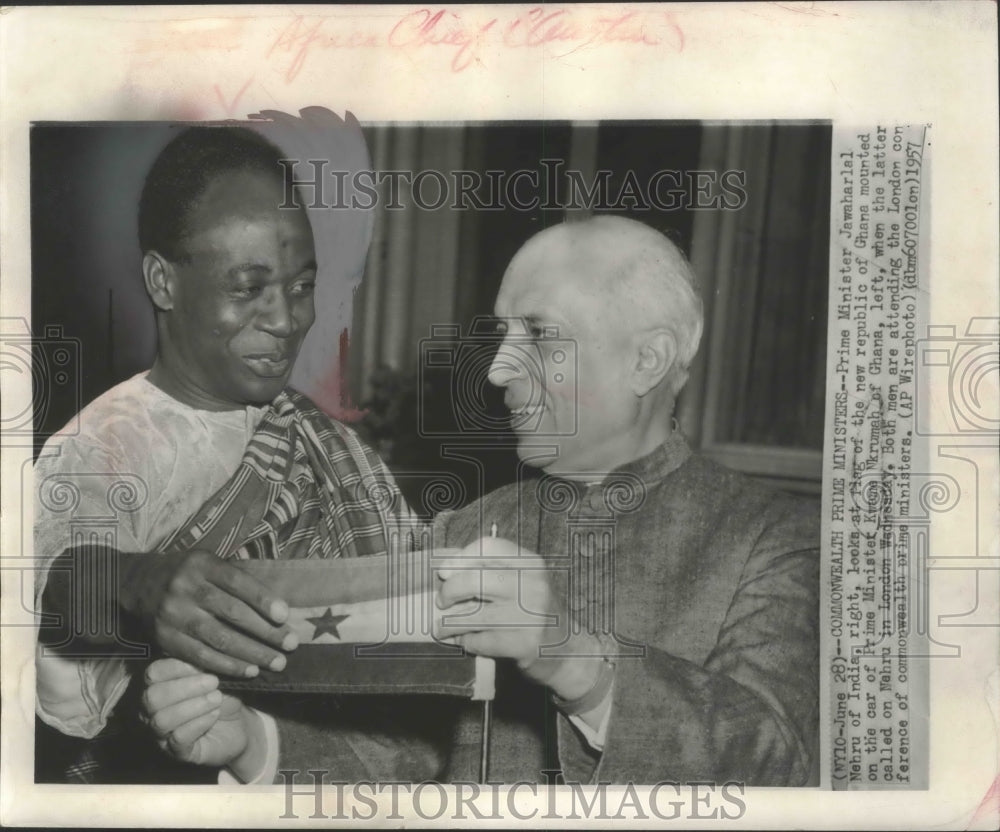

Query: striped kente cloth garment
<box><xmin>159</xmin><ymin>389</ymin><xmax>423</xmax><ymax>561</ymax></box>
<box><xmin>52</xmin><ymin>390</ymin><xmax>425</xmax><ymax>784</ymax></box>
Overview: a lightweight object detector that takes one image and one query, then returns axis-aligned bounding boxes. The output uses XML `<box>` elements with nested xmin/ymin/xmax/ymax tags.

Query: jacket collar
<box><xmin>538</xmin><ymin>431</ymin><xmax>692</xmax><ymax>495</ymax></box>
<box><xmin>610</xmin><ymin>430</ymin><xmax>691</xmax><ymax>487</ymax></box>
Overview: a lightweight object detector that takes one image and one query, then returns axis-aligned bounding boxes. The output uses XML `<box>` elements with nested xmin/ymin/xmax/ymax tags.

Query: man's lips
<box><xmin>243</xmin><ymin>352</ymin><xmax>292</xmax><ymax>378</ymax></box>
<box><xmin>507</xmin><ymin>402</ymin><xmax>545</xmax><ymax>425</ymax></box>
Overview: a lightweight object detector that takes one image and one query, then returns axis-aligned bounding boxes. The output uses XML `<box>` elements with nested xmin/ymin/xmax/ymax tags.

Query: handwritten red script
<box><xmin>267</xmin><ymin>7</ymin><xmax>684</xmax><ymax>81</ymax></box>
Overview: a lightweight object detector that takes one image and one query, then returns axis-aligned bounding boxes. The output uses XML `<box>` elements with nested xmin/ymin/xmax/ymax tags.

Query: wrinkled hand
<box><xmin>142</xmin><ymin>658</ymin><xmax>263</xmax><ymax>770</ymax></box>
<box><xmin>434</xmin><ymin>537</ymin><xmax>603</xmax><ymax>700</ymax></box>
<box><xmin>122</xmin><ymin>550</ymin><xmax>297</xmax><ymax>677</ymax></box>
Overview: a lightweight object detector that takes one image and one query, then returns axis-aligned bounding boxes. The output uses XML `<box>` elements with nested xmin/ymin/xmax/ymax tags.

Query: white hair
<box><xmin>564</xmin><ymin>216</ymin><xmax>705</xmax><ymax>395</ymax></box>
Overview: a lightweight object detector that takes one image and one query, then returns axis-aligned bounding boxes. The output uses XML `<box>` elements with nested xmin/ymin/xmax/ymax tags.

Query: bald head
<box><xmin>501</xmin><ymin>216</ymin><xmax>704</xmax><ymax>395</ymax></box>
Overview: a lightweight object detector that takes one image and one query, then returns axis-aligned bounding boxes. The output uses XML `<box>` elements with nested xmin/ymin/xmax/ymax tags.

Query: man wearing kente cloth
<box><xmin>33</xmin><ymin>126</ymin><xmax>442</xmax><ymax>783</ymax></box>
<box><xmin>147</xmin><ymin>216</ymin><xmax>820</xmax><ymax>786</ymax></box>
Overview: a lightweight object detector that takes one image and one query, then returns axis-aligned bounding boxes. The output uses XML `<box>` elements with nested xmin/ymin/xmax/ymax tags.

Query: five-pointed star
<box><xmin>306</xmin><ymin>607</ymin><xmax>350</xmax><ymax>640</ymax></box>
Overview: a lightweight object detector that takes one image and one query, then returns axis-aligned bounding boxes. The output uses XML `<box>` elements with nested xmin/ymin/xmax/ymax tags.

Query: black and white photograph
<box><xmin>1</xmin><ymin>3</ymin><xmax>997</xmax><ymax>829</ymax></box>
<box><xmin>29</xmin><ymin>117</ymin><xmax>829</xmax><ymax>792</ymax></box>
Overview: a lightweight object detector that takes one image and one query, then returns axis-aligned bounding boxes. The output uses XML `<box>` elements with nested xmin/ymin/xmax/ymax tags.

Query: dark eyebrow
<box><xmin>225</xmin><ymin>263</ymin><xmax>272</xmax><ymax>280</ymax></box>
<box><xmin>224</xmin><ymin>261</ymin><xmax>318</xmax><ymax>281</ymax></box>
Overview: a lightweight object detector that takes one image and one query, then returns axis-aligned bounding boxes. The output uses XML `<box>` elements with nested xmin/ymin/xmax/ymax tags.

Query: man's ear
<box><xmin>630</xmin><ymin>328</ymin><xmax>677</xmax><ymax>397</ymax></box>
<box><xmin>142</xmin><ymin>252</ymin><xmax>176</xmax><ymax>312</ymax></box>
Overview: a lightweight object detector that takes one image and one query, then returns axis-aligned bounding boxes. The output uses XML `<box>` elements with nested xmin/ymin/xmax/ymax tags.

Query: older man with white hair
<box><xmin>431</xmin><ymin>215</ymin><xmax>820</xmax><ymax>785</ymax></box>
<box><xmin>145</xmin><ymin>215</ymin><xmax>819</xmax><ymax>787</ymax></box>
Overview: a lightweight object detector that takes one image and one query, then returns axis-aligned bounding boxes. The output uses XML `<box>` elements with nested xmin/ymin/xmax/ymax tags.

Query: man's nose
<box><xmin>258</xmin><ymin>288</ymin><xmax>295</xmax><ymax>337</ymax></box>
<box><xmin>487</xmin><ymin>341</ymin><xmax>528</xmax><ymax>388</ymax></box>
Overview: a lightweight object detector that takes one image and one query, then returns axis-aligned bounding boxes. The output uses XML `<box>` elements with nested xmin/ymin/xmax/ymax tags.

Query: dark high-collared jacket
<box><xmin>434</xmin><ymin>432</ymin><xmax>820</xmax><ymax>786</ymax></box>
<box><xmin>272</xmin><ymin>433</ymin><xmax>819</xmax><ymax>787</ymax></box>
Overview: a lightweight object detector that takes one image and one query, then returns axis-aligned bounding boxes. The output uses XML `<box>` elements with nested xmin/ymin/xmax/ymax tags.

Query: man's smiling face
<box><xmin>160</xmin><ymin>169</ymin><xmax>317</xmax><ymax>409</ymax></box>
<box><xmin>488</xmin><ymin>229</ymin><xmax>639</xmax><ymax>477</ymax></box>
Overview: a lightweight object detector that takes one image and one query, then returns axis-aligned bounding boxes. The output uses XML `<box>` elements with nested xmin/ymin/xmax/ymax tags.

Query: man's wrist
<box><xmin>117</xmin><ymin>549</ymin><xmax>161</xmax><ymax>616</ymax></box>
<box><xmin>537</xmin><ymin>634</ymin><xmax>607</xmax><ymax>701</ymax></box>
<box><xmin>225</xmin><ymin>707</ymin><xmax>268</xmax><ymax>783</ymax></box>
<box><xmin>546</xmin><ymin>656</ymin><xmax>603</xmax><ymax>701</ymax></box>
<box><xmin>552</xmin><ymin>656</ymin><xmax>615</xmax><ymax>715</ymax></box>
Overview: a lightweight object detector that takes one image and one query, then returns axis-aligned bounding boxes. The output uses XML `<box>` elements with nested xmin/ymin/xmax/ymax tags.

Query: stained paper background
<box><xmin>1</xmin><ymin>3</ymin><xmax>997</xmax><ymax>828</ymax></box>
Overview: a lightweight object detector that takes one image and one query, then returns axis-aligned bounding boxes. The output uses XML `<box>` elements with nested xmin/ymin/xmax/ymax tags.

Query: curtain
<box><xmin>680</xmin><ymin>123</ymin><xmax>830</xmax><ymax>491</ymax></box>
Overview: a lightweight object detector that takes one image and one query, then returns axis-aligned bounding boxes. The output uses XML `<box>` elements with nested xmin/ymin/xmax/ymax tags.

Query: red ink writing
<box><xmin>262</xmin><ymin>7</ymin><xmax>683</xmax><ymax>81</ymax></box>
<box><xmin>388</xmin><ymin>9</ymin><xmax>498</xmax><ymax>72</ymax></box>
<box><xmin>268</xmin><ymin>15</ymin><xmax>379</xmax><ymax>83</ymax></box>
<box><xmin>213</xmin><ymin>77</ymin><xmax>254</xmax><ymax>116</ymax></box>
